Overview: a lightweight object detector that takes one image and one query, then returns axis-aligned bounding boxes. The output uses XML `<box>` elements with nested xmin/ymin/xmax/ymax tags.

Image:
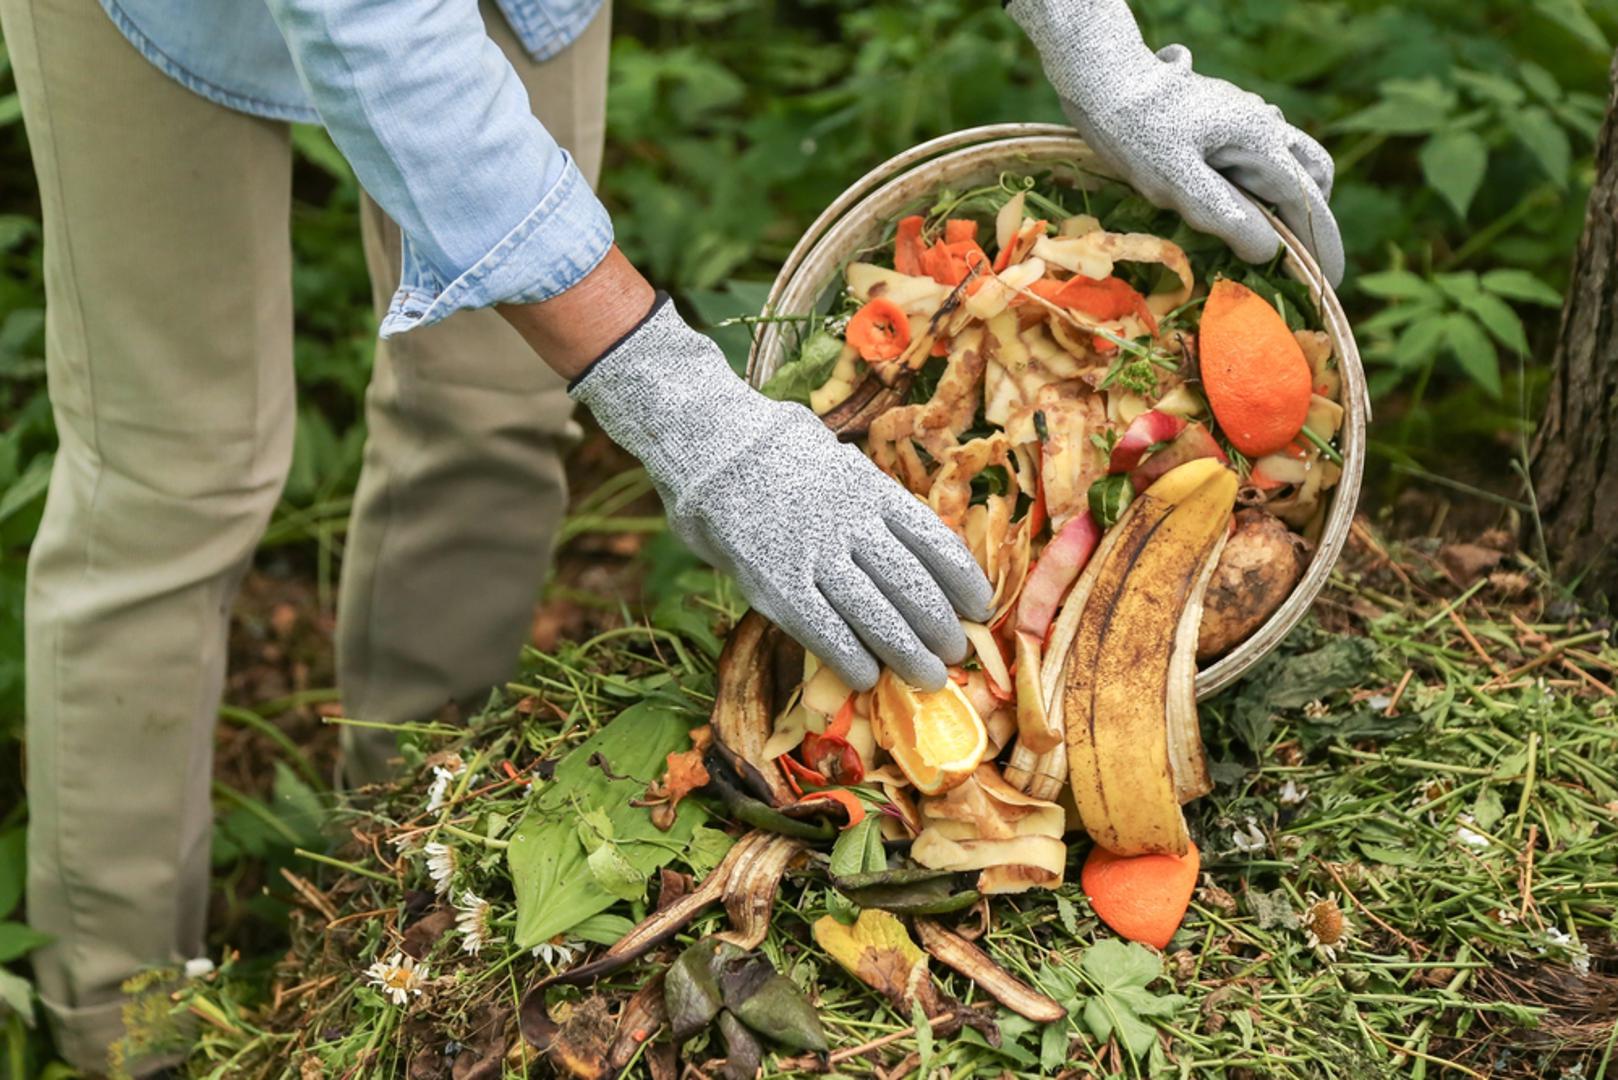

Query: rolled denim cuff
<box><xmin>379</xmin><ymin>153</ymin><xmax>614</xmax><ymax>338</ymax></box>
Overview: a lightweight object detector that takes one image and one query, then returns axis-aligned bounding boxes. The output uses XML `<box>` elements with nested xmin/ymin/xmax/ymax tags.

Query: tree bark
<box><xmin>1529</xmin><ymin>50</ymin><xmax>1618</xmax><ymax>603</ymax></box>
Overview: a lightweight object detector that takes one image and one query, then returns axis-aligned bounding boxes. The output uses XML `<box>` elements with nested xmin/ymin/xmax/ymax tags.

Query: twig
<box><xmin>272</xmin><ymin>975</ymin><xmax>337</xmax><ymax>1013</ymax></box>
<box><xmin>1420</xmin><ymin>579</ymin><xmax>1488</xmax><ymax>631</ymax></box>
<box><xmin>325</xmin><ymin>907</ymin><xmax>396</xmax><ymax>929</ymax></box>
<box><xmin>1448</xmin><ymin>609</ymin><xmax>1503</xmax><ymax>675</ymax></box>
<box><xmin>1561</xmin><ymin>657</ymin><xmax>1616</xmax><ymax>697</ymax></box>
<box><xmin>1517</xmin><ymin>824</ymin><xmax>1539</xmax><ymax>925</ymax></box>
<box><xmin>1566</xmin><ymin>646</ymin><xmax>1618</xmax><ymax>676</ymax></box>
<box><xmin>280</xmin><ymin>868</ymin><xmax>340</xmax><ymax>922</ymax></box>
<box><xmin>1349</xmin><ymin>519</ymin><xmax>1416</xmax><ymax>591</ymax></box>
<box><xmin>1383</xmin><ymin>669</ymin><xmax>1414</xmax><ymax>717</ymax></box>
<box><xmin>775</xmin><ymin>1006</ymin><xmax>987</xmax><ymax>1071</ymax></box>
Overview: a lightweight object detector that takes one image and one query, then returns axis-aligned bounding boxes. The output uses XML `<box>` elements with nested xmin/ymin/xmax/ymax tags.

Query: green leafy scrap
<box><xmin>1078</xmin><ymin>940</ymin><xmax>1188</xmax><ymax>1058</ymax></box>
<box><xmin>759</xmin><ymin>329</ymin><xmax>844</xmax><ymax>405</ymax></box>
<box><xmin>507</xmin><ymin>701</ymin><xmax>707</xmax><ymax>947</ymax></box>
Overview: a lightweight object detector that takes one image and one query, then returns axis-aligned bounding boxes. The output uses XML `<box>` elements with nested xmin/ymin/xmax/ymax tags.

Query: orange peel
<box><xmin>870</xmin><ymin>671</ymin><xmax>988</xmax><ymax>796</ymax></box>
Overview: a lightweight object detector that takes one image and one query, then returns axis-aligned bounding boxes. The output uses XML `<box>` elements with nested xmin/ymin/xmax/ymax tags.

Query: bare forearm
<box><xmin>498</xmin><ymin>246</ymin><xmax>657</xmax><ymax>379</ymax></box>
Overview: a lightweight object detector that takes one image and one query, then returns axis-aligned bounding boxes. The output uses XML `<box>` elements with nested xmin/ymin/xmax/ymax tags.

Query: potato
<box><xmin>1197</xmin><ymin>509</ymin><xmax>1311</xmax><ymax>660</ymax></box>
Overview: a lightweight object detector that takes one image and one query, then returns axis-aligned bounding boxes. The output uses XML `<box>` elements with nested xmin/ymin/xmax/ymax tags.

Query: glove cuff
<box><xmin>568</xmin><ymin>294</ymin><xmax>780</xmax><ymax>492</ymax></box>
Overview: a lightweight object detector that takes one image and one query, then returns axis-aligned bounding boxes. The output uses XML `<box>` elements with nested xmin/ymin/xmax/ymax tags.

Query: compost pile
<box><xmin>149</xmin><ymin>179</ymin><xmax>1618</xmax><ymax>1080</ymax></box>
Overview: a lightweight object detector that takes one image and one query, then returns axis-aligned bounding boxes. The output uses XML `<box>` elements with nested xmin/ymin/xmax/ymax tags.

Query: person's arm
<box><xmin>261</xmin><ymin>0</ymin><xmax>993</xmax><ymax>689</ymax></box>
<box><xmin>265</xmin><ymin>0</ymin><xmax>617</xmax><ymax>340</ymax></box>
<box><xmin>1007</xmin><ymin>0</ymin><xmax>1345</xmax><ymax>285</ymax></box>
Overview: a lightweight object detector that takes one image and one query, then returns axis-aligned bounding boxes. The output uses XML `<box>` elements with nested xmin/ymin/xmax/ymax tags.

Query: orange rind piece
<box><xmin>871</xmin><ymin>670</ymin><xmax>988</xmax><ymax>796</ymax></box>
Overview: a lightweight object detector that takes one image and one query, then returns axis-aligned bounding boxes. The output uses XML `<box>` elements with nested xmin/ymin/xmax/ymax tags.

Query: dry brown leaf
<box><xmin>813</xmin><ymin>909</ymin><xmax>943</xmax><ymax>1014</ymax></box>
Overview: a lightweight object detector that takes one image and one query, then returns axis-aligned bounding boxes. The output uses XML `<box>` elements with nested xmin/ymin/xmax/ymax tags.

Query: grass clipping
<box><xmin>151</xmin><ymin>538</ymin><xmax>1618</xmax><ymax>1080</ymax></box>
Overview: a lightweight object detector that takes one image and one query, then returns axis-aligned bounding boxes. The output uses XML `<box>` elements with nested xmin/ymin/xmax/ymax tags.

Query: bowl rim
<box><xmin>746</xmin><ymin>124</ymin><xmax>1369</xmax><ymax>699</ymax></box>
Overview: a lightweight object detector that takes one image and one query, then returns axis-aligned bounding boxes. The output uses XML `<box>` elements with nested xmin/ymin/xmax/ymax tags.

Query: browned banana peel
<box><xmin>1062</xmin><ymin>458</ymin><xmax>1236</xmax><ymax>856</ymax></box>
<box><xmin>528</xmin><ymin>832</ymin><xmax>802</xmax><ymax>990</ymax></box>
<box><xmin>913</xmin><ymin>918</ymin><xmax>1066</xmax><ymax>1023</ymax></box>
<box><xmin>710</xmin><ymin>613</ymin><xmax>797</xmax><ymax>807</ymax></box>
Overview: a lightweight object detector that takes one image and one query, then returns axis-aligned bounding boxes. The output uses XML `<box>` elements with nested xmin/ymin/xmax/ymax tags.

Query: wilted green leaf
<box><xmin>666</xmin><ymin>939</ymin><xmax>730</xmax><ymax>1041</ymax></box>
<box><xmin>716</xmin><ymin>1010</ymin><xmax>763</xmax><ymax>1080</ymax></box>
<box><xmin>1473</xmin><ymin>787</ymin><xmax>1507</xmax><ymax>831</ymax></box>
<box><xmin>1088</xmin><ymin>473</ymin><xmax>1134</xmax><ymax>529</ymax></box>
<box><xmin>721</xmin><ymin>952</ymin><xmax>827</xmax><ymax>1052</ymax></box>
<box><xmin>760</xmin><ymin>329</ymin><xmax>845</xmax><ymax>405</ymax></box>
<box><xmin>1266</xmin><ymin>638</ymin><xmax>1378</xmax><ymax>708</ymax></box>
<box><xmin>586</xmin><ymin>842</ymin><xmax>647</xmax><ymax>901</ymax></box>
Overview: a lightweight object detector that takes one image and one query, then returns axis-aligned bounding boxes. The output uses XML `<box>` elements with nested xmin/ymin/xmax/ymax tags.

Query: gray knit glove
<box><xmin>1009</xmin><ymin>0</ymin><xmax>1345</xmax><ymax>286</ymax></box>
<box><xmin>570</xmin><ymin>296</ymin><xmax>994</xmax><ymax>692</ymax></box>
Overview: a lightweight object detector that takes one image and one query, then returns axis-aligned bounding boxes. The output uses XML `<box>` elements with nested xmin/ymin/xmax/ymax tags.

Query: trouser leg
<box><xmin>0</xmin><ymin>0</ymin><xmax>294</xmax><ymax>1069</ymax></box>
<box><xmin>338</xmin><ymin>0</ymin><xmax>611</xmax><ymax>782</ymax></box>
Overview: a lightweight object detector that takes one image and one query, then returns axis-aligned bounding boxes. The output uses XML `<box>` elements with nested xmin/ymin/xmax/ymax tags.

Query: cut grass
<box><xmin>137</xmin><ymin>539</ymin><xmax>1615</xmax><ymax>1080</ymax></box>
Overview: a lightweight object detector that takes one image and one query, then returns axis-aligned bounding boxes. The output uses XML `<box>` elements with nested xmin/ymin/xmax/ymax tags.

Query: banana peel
<box><xmin>1062</xmin><ymin>458</ymin><xmax>1236</xmax><ymax>856</ymax></box>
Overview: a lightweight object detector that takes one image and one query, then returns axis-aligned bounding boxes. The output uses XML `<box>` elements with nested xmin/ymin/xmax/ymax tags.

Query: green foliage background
<box><xmin>0</xmin><ymin>0</ymin><xmax>1612</xmax><ymax>745</ymax></box>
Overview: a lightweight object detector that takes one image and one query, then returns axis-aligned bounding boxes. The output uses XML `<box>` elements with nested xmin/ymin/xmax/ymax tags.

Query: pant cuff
<box><xmin>41</xmin><ymin>990</ymin><xmax>184</xmax><ymax>1077</ymax></box>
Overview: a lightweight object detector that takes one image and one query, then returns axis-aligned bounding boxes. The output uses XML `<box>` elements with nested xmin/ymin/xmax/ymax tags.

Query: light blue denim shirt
<box><xmin>99</xmin><ymin>0</ymin><xmax>612</xmax><ymax>336</ymax></box>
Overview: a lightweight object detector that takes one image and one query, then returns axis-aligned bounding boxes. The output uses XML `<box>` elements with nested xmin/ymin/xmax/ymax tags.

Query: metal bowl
<box><xmin>746</xmin><ymin>123</ymin><xmax>1368</xmax><ymax>698</ymax></box>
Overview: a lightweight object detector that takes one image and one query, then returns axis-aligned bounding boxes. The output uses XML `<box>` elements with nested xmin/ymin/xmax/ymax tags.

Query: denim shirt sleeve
<box><xmin>262</xmin><ymin>0</ymin><xmax>613</xmax><ymax>337</ymax></box>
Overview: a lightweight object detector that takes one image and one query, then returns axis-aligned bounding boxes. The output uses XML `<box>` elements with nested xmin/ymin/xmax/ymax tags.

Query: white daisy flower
<box><xmin>1231</xmin><ymin>818</ymin><xmax>1268</xmax><ymax>855</ymax></box>
<box><xmin>1542</xmin><ymin>925</ymin><xmax>1592</xmax><ymax>977</ymax></box>
<box><xmin>532</xmin><ymin>938</ymin><xmax>582</xmax><ymax>968</ymax></box>
<box><xmin>1302</xmin><ymin>897</ymin><xmax>1349</xmax><ymax>962</ymax></box>
<box><xmin>455</xmin><ymin>892</ymin><xmax>497</xmax><ymax>956</ymax></box>
<box><xmin>424</xmin><ymin>842</ymin><xmax>456</xmax><ymax>895</ymax></box>
<box><xmin>1453</xmin><ymin>815</ymin><xmax>1490</xmax><ymax>850</ymax></box>
<box><xmin>1278</xmin><ymin>779</ymin><xmax>1308</xmax><ymax>806</ymax></box>
<box><xmin>424</xmin><ymin>754</ymin><xmax>468</xmax><ymax>812</ymax></box>
<box><xmin>365</xmin><ymin>952</ymin><xmax>428</xmax><ymax>1007</ymax></box>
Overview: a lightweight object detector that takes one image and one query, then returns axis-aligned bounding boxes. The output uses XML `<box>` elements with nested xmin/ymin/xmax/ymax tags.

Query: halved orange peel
<box><xmin>870</xmin><ymin>671</ymin><xmax>988</xmax><ymax>796</ymax></box>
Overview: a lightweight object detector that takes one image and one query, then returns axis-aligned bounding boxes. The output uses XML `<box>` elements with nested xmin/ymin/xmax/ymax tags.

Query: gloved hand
<box><xmin>1007</xmin><ymin>0</ymin><xmax>1345</xmax><ymax>286</ymax></box>
<box><xmin>570</xmin><ymin>294</ymin><xmax>994</xmax><ymax>692</ymax></box>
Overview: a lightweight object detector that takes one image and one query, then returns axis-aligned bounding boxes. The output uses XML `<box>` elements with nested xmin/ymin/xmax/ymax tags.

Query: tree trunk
<box><xmin>1529</xmin><ymin>50</ymin><xmax>1618</xmax><ymax>604</ymax></box>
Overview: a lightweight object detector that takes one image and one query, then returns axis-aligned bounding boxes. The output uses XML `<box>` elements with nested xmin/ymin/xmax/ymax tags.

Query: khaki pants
<box><xmin>0</xmin><ymin>0</ymin><xmax>609</xmax><ymax>1069</ymax></box>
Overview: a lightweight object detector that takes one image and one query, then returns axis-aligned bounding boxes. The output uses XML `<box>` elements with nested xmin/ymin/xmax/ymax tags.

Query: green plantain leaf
<box><xmin>507</xmin><ymin>701</ymin><xmax>706</xmax><ymax>947</ymax></box>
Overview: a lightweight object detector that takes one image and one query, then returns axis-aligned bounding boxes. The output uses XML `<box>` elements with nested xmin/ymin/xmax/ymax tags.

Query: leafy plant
<box><xmin>506</xmin><ymin>700</ymin><xmax>710</xmax><ymax>946</ymax></box>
